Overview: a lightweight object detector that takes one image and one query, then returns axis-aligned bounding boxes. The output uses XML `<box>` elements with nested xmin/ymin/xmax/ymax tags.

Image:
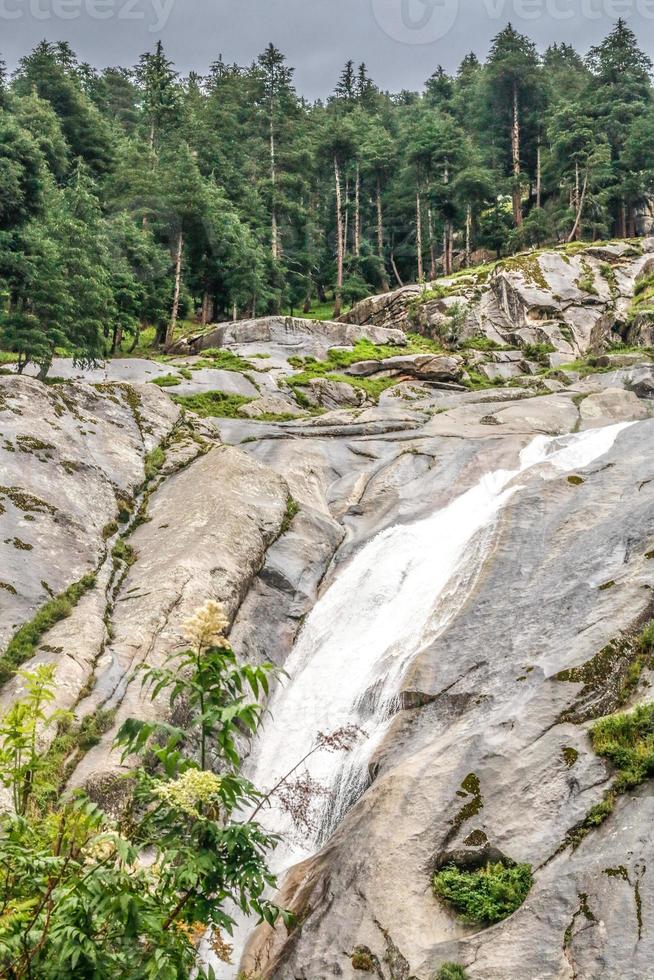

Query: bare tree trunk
<box><xmin>416</xmin><ymin>186</ymin><xmax>423</xmax><ymax>282</ymax></box>
<box><xmin>354</xmin><ymin>162</ymin><xmax>361</xmax><ymax>258</ymax></box>
<box><xmin>270</xmin><ymin>102</ymin><xmax>279</xmax><ymax>261</ymax></box>
<box><xmin>390</xmin><ymin>251</ymin><xmax>404</xmax><ymax>288</ymax></box>
<box><xmin>334</xmin><ymin>155</ymin><xmax>344</xmax><ymax>317</ymax></box>
<box><xmin>512</xmin><ymin>83</ymin><xmax>523</xmax><ymax>227</ymax></box>
<box><xmin>448</xmin><ymin>221</ymin><xmax>454</xmax><ymax>275</ymax></box>
<box><xmin>465</xmin><ymin>204</ymin><xmax>472</xmax><ymax>268</ymax></box>
<box><xmin>628</xmin><ymin>205</ymin><xmax>636</xmax><ymax>239</ymax></box>
<box><xmin>343</xmin><ymin>175</ymin><xmax>349</xmax><ymax>260</ymax></box>
<box><xmin>376</xmin><ymin>175</ymin><xmax>389</xmax><ymax>292</ymax></box>
<box><xmin>568</xmin><ymin>170</ymin><xmax>589</xmax><ymax>243</ymax></box>
<box><xmin>166</xmin><ymin>230</ymin><xmax>183</xmax><ymax>348</ymax></box>
<box><xmin>618</xmin><ymin>203</ymin><xmax>627</xmax><ymax>239</ymax></box>
<box><xmin>442</xmin><ymin>165</ymin><xmax>451</xmax><ymax>275</ymax></box>
<box><xmin>201</xmin><ymin>291</ymin><xmax>214</xmax><ymax>326</ymax></box>
<box><xmin>427</xmin><ymin>203</ymin><xmax>436</xmax><ymax>280</ymax></box>
<box><xmin>232</xmin><ymin>302</ymin><xmax>238</xmax><ymax>322</ymax></box>
<box><xmin>536</xmin><ymin>138</ymin><xmax>542</xmax><ymax>210</ymax></box>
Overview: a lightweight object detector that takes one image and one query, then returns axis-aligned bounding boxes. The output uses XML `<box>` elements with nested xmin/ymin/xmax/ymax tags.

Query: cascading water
<box><xmin>213</xmin><ymin>422</ymin><xmax>632</xmax><ymax>977</ymax></box>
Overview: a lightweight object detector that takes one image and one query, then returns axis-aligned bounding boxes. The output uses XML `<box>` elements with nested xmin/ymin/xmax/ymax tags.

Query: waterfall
<box><xmin>211</xmin><ymin>422</ymin><xmax>632</xmax><ymax>976</ymax></box>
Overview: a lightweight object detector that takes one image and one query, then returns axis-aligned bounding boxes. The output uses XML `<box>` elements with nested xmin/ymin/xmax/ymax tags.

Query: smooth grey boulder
<box><xmin>168</xmin><ymin>315</ymin><xmax>407</xmax><ymax>357</ymax></box>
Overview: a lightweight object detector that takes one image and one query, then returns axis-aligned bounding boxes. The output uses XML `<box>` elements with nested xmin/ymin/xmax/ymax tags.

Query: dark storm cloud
<box><xmin>1</xmin><ymin>0</ymin><xmax>654</xmax><ymax>97</ymax></box>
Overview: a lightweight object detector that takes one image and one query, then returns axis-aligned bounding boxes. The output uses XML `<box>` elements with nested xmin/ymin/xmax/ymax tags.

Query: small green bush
<box><xmin>435</xmin><ymin>965</ymin><xmax>469</xmax><ymax>980</ymax></box>
<box><xmin>591</xmin><ymin>701</ymin><xmax>654</xmax><ymax>792</ymax></box>
<box><xmin>433</xmin><ymin>861</ymin><xmax>533</xmax><ymax>925</ymax></box>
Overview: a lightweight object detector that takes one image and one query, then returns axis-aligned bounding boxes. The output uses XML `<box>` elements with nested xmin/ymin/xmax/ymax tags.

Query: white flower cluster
<box><xmin>183</xmin><ymin>599</ymin><xmax>230</xmax><ymax>651</ymax></box>
<box><xmin>154</xmin><ymin>769</ymin><xmax>223</xmax><ymax>818</ymax></box>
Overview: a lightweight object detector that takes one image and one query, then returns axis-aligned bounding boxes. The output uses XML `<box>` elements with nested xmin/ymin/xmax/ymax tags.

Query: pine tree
<box><xmin>14</xmin><ymin>41</ymin><xmax>113</xmax><ymax>175</ymax></box>
<box><xmin>485</xmin><ymin>24</ymin><xmax>544</xmax><ymax>228</ymax></box>
<box><xmin>587</xmin><ymin>19</ymin><xmax>654</xmax><ymax>236</ymax></box>
<box><xmin>256</xmin><ymin>44</ymin><xmax>295</xmax><ymax>263</ymax></box>
<box><xmin>136</xmin><ymin>41</ymin><xmax>179</xmax><ymax>151</ymax></box>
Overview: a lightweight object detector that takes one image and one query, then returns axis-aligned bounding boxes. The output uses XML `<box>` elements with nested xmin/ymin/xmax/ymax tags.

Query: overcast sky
<box><xmin>2</xmin><ymin>0</ymin><xmax>654</xmax><ymax>98</ymax></box>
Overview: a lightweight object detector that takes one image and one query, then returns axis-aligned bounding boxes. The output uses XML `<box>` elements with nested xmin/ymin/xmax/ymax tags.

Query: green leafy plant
<box><xmin>433</xmin><ymin>861</ymin><xmax>533</xmax><ymax>925</ymax></box>
<box><xmin>435</xmin><ymin>965</ymin><xmax>469</xmax><ymax>980</ymax></box>
<box><xmin>0</xmin><ymin>599</ymin><xmax>291</xmax><ymax>978</ymax></box>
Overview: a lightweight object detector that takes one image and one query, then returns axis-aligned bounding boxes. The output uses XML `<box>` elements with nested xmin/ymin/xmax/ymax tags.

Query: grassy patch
<box><xmin>433</xmin><ymin>861</ymin><xmax>533</xmax><ymax>926</ymax></box>
<box><xmin>112</xmin><ymin>539</ymin><xmax>137</xmax><ymax>566</ymax></box>
<box><xmin>592</xmin><ymin>700</ymin><xmax>654</xmax><ymax>793</ymax></box>
<box><xmin>193</xmin><ymin>349</ymin><xmax>256</xmax><ymax>373</ymax></box>
<box><xmin>0</xmin><ymin>574</ymin><xmax>96</xmax><ymax>686</ymax></box>
<box><xmin>148</xmin><ymin>373</ymin><xmax>182</xmax><ymax>388</ymax></box>
<box><xmin>144</xmin><ymin>446</ymin><xmax>165</xmax><ymax>481</ymax></box>
<box><xmin>280</xmin><ymin>496</ymin><xmax>299</xmax><ymax>535</ymax></box>
<box><xmin>172</xmin><ymin>390</ymin><xmax>254</xmax><ymax>418</ymax></box>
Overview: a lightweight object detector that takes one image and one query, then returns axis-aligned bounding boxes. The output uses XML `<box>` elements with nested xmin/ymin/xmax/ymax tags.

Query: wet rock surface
<box><xmin>1</xmin><ymin>267</ymin><xmax>654</xmax><ymax>979</ymax></box>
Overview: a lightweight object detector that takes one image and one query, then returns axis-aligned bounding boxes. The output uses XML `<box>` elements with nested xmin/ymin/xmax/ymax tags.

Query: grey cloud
<box><xmin>1</xmin><ymin>0</ymin><xmax>653</xmax><ymax>98</ymax></box>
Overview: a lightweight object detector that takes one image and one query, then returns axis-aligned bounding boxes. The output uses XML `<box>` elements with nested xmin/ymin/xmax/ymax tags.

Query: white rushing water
<box><xmin>213</xmin><ymin>422</ymin><xmax>632</xmax><ymax>976</ymax></box>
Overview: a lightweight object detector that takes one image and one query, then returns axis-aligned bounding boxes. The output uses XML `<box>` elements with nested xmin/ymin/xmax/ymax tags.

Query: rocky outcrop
<box><xmin>168</xmin><ymin>315</ymin><xmax>407</xmax><ymax>358</ymax></box>
<box><xmin>0</xmin><ymin>376</ymin><xmax>291</xmax><ymax>804</ymax></box>
<box><xmin>343</xmin><ymin>240</ymin><xmax>654</xmax><ymax>357</ymax></box>
<box><xmin>0</xmin><ymin>376</ymin><xmax>179</xmax><ymax>651</ymax></box>
<box><xmin>347</xmin><ymin>353</ymin><xmax>464</xmax><ymax>383</ymax></box>
<box><xmin>299</xmin><ymin>378</ymin><xmax>369</xmax><ymax>410</ymax></box>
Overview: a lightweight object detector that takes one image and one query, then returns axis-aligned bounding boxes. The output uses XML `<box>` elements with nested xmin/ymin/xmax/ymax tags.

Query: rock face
<box><xmin>343</xmin><ymin>240</ymin><xmax>654</xmax><ymax>356</ymax></box>
<box><xmin>0</xmin><ymin>377</ymin><xmax>179</xmax><ymax>652</ymax></box>
<box><xmin>2</xmin><ymin>250</ymin><xmax>654</xmax><ymax>980</ymax></box>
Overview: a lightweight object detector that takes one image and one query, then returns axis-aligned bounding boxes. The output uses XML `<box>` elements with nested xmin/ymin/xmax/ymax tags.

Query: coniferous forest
<box><xmin>0</xmin><ymin>19</ymin><xmax>653</xmax><ymax>375</ymax></box>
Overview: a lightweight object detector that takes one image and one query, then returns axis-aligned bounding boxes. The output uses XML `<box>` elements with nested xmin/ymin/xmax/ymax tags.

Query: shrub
<box><xmin>435</xmin><ymin>965</ymin><xmax>469</xmax><ymax>980</ymax></box>
<box><xmin>433</xmin><ymin>861</ymin><xmax>533</xmax><ymax>925</ymax></box>
<box><xmin>591</xmin><ymin>701</ymin><xmax>654</xmax><ymax>792</ymax></box>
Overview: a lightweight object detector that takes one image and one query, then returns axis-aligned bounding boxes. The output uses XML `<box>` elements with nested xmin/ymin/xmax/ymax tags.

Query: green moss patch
<box><xmin>566</xmin><ymin>682</ymin><xmax>654</xmax><ymax>849</ymax></box>
<box><xmin>449</xmin><ymin>773</ymin><xmax>484</xmax><ymax>835</ymax></box>
<box><xmin>0</xmin><ymin>486</ymin><xmax>57</xmax><ymax>516</ymax></box>
<box><xmin>433</xmin><ymin>861</ymin><xmax>533</xmax><ymax>926</ymax></box>
<box><xmin>144</xmin><ymin>446</ymin><xmax>165</xmax><ymax>480</ymax></box>
<box><xmin>554</xmin><ymin>616</ymin><xmax>654</xmax><ymax>724</ymax></box>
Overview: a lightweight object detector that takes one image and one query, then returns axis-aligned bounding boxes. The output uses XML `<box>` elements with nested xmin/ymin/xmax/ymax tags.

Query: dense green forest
<box><xmin>1</xmin><ymin>19</ymin><xmax>653</xmax><ymax>377</ymax></box>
